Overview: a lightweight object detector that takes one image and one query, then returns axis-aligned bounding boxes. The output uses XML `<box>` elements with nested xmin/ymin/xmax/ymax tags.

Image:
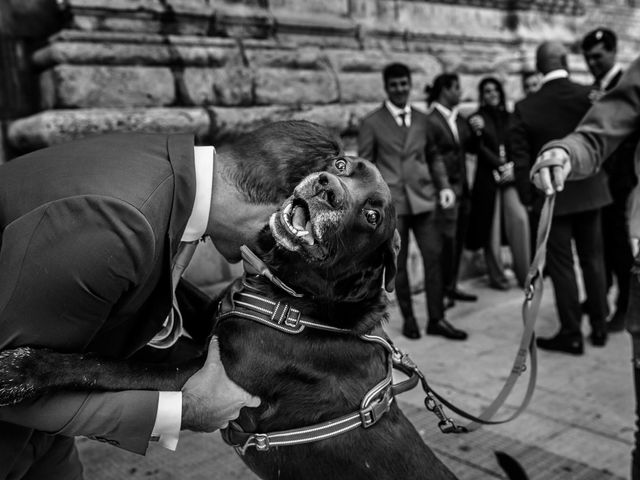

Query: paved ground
<box><xmin>76</xmin><ymin>274</ymin><xmax>635</xmax><ymax>479</ymax></box>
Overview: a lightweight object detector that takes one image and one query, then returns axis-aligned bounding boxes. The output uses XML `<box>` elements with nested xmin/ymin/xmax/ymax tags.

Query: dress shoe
<box><xmin>402</xmin><ymin>325</ymin><xmax>421</xmax><ymax>340</ymax></box>
<box><xmin>448</xmin><ymin>288</ymin><xmax>478</xmax><ymax>302</ymax></box>
<box><xmin>536</xmin><ymin>334</ymin><xmax>584</xmax><ymax>355</ymax></box>
<box><xmin>426</xmin><ymin>319</ymin><xmax>468</xmax><ymax>341</ymax></box>
<box><xmin>402</xmin><ymin>319</ymin><xmax>421</xmax><ymax>340</ymax></box>
<box><xmin>590</xmin><ymin>329</ymin><xmax>608</xmax><ymax>347</ymax></box>
<box><xmin>606</xmin><ymin>310</ymin><xmax>627</xmax><ymax>333</ymax></box>
<box><xmin>489</xmin><ymin>278</ymin><xmax>510</xmax><ymax>291</ymax></box>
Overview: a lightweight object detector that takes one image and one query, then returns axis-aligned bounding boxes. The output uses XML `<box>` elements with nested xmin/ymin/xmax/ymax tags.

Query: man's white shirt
<box><xmin>151</xmin><ymin>145</ymin><xmax>215</xmax><ymax>450</ymax></box>
<box><xmin>385</xmin><ymin>100</ymin><xmax>412</xmax><ymax>127</ymax></box>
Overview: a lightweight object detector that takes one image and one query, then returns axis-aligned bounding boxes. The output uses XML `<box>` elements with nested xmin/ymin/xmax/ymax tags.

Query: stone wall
<box><xmin>3</xmin><ymin>0</ymin><xmax>640</xmax><ymax>293</ymax></box>
<box><xmin>6</xmin><ymin>0</ymin><xmax>640</xmax><ymax>157</ymax></box>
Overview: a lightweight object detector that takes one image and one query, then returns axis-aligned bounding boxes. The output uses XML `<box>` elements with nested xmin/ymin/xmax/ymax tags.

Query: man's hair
<box><xmin>424</xmin><ymin>73</ymin><xmax>459</xmax><ymax>105</ymax></box>
<box><xmin>383</xmin><ymin>63</ymin><xmax>411</xmax><ymax>84</ymax></box>
<box><xmin>218</xmin><ymin>120</ymin><xmax>344</xmax><ymax>204</ymax></box>
<box><xmin>581</xmin><ymin>28</ymin><xmax>617</xmax><ymax>52</ymax></box>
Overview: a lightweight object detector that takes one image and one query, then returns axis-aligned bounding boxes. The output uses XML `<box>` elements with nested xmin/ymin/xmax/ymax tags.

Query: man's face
<box><xmin>384</xmin><ymin>75</ymin><xmax>411</xmax><ymax>108</ymax></box>
<box><xmin>583</xmin><ymin>43</ymin><xmax>616</xmax><ymax>81</ymax></box>
<box><xmin>444</xmin><ymin>80</ymin><xmax>461</xmax><ymax>107</ymax></box>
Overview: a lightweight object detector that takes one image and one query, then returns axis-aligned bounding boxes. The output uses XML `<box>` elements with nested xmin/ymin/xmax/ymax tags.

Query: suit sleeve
<box><xmin>508</xmin><ymin>105</ymin><xmax>534</xmax><ymax>206</ymax></box>
<box><xmin>0</xmin><ymin>196</ymin><xmax>161</xmax><ymax>453</ymax></box>
<box><xmin>357</xmin><ymin>118</ymin><xmax>376</xmax><ymax>162</ymax></box>
<box><xmin>425</xmin><ymin>128</ymin><xmax>451</xmax><ymax>191</ymax></box>
<box><xmin>0</xmin><ymin>391</ymin><xmax>159</xmax><ymax>454</ymax></box>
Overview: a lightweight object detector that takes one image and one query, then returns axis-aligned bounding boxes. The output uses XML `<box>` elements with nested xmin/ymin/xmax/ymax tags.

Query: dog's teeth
<box><xmin>284</xmin><ymin>203</ymin><xmax>293</xmax><ymax>215</ymax></box>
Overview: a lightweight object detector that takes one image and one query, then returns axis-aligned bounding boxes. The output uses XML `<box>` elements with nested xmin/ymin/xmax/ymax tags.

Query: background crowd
<box><xmin>358</xmin><ymin>28</ymin><xmax>633</xmax><ymax>357</ymax></box>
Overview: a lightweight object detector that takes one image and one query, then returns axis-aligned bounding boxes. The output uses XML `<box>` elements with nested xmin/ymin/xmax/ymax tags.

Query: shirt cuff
<box><xmin>150</xmin><ymin>391</ymin><xmax>182</xmax><ymax>450</ymax></box>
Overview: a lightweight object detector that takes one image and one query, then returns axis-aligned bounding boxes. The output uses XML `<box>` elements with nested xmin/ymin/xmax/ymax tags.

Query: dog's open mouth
<box><xmin>282</xmin><ymin>198</ymin><xmax>315</xmax><ymax>246</ymax></box>
<box><xmin>269</xmin><ymin>197</ymin><xmax>331</xmax><ymax>260</ymax></box>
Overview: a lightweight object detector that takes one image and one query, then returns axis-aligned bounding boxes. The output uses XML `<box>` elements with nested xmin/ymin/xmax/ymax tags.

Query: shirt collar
<box><xmin>182</xmin><ymin>146</ymin><xmax>215</xmax><ymax>242</ymax></box>
<box><xmin>599</xmin><ymin>63</ymin><xmax>623</xmax><ymax>90</ymax></box>
<box><xmin>540</xmin><ymin>69</ymin><xmax>569</xmax><ymax>86</ymax></box>
<box><xmin>433</xmin><ymin>102</ymin><xmax>458</xmax><ymax>120</ymax></box>
<box><xmin>385</xmin><ymin>100</ymin><xmax>411</xmax><ymax>119</ymax></box>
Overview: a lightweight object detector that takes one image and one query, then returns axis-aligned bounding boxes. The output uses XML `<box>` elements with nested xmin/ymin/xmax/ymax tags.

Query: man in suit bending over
<box><xmin>509</xmin><ymin>42</ymin><xmax>611</xmax><ymax>355</ymax></box>
<box><xmin>0</xmin><ymin>121</ymin><xmax>343</xmax><ymax>479</ymax></box>
<box><xmin>358</xmin><ymin>63</ymin><xmax>467</xmax><ymax>341</ymax></box>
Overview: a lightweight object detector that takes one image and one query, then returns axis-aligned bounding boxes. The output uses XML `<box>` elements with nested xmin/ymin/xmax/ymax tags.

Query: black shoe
<box><xmin>449</xmin><ymin>288</ymin><xmax>478</xmax><ymax>302</ymax></box>
<box><xmin>402</xmin><ymin>318</ymin><xmax>421</xmax><ymax>340</ymax></box>
<box><xmin>402</xmin><ymin>324</ymin><xmax>421</xmax><ymax>340</ymax></box>
<box><xmin>426</xmin><ymin>319</ymin><xmax>468</xmax><ymax>340</ymax></box>
<box><xmin>607</xmin><ymin>310</ymin><xmax>626</xmax><ymax>333</ymax></box>
<box><xmin>536</xmin><ymin>334</ymin><xmax>584</xmax><ymax>355</ymax></box>
<box><xmin>590</xmin><ymin>329</ymin><xmax>608</xmax><ymax>347</ymax></box>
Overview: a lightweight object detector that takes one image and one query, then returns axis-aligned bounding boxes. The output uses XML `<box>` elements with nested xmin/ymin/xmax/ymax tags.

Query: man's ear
<box><xmin>384</xmin><ymin>229</ymin><xmax>401</xmax><ymax>293</ymax></box>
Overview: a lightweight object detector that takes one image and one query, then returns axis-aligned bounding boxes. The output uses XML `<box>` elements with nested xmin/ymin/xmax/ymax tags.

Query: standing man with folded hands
<box><xmin>531</xmin><ymin>54</ymin><xmax>640</xmax><ymax>480</ymax></box>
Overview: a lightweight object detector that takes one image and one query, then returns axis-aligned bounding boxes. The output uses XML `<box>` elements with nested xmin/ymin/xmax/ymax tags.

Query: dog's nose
<box><xmin>314</xmin><ymin>173</ymin><xmax>344</xmax><ymax>209</ymax></box>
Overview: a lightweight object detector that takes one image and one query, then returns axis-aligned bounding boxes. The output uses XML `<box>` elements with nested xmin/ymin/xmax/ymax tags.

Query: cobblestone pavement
<box><xmin>77</xmin><ymin>275</ymin><xmax>634</xmax><ymax>479</ymax></box>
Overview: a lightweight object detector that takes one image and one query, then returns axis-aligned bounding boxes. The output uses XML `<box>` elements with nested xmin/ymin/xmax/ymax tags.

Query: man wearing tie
<box><xmin>0</xmin><ymin>120</ymin><xmax>342</xmax><ymax>479</ymax></box>
<box><xmin>358</xmin><ymin>63</ymin><xmax>467</xmax><ymax>341</ymax></box>
<box><xmin>582</xmin><ymin>27</ymin><xmax>639</xmax><ymax>332</ymax></box>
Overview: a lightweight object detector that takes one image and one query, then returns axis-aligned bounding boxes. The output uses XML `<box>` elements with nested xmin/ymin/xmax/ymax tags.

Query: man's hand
<box><xmin>531</xmin><ymin>147</ymin><xmax>572</xmax><ymax>196</ymax></box>
<box><xmin>181</xmin><ymin>337</ymin><xmax>260</xmax><ymax>432</ymax></box>
<box><xmin>632</xmin><ymin>237</ymin><xmax>639</xmax><ymax>258</ymax></box>
<box><xmin>439</xmin><ymin>188</ymin><xmax>456</xmax><ymax>209</ymax></box>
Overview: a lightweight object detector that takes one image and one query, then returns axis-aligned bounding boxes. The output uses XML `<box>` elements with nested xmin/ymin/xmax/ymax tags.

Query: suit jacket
<box><xmin>424</xmin><ymin>108</ymin><xmax>477</xmax><ymax>198</ymax></box>
<box><xmin>358</xmin><ymin>104</ymin><xmax>447</xmax><ymax>215</ymax></box>
<box><xmin>596</xmin><ymin>69</ymin><xmax>639</xmax><ymax>198</ymax></box>
<box><xmin>0</xmin><ymin>133</ymin><xmax>197</xmax><ymax>472</ymax></box>
<box><xmin>509</xmin><ymin>76</ymin><xmax>611</xmax><ymax>216</ymax></box>
<box><xmin>543</xmin><ymin>56</ymin><xmax>640</xmax><ymax>238</ymax></box>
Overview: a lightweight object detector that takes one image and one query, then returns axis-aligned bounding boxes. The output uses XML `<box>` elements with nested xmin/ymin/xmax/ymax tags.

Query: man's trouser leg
<box><xmin>626</xmin><ymin>253</ymin><xmax>640</xmax><ymax>479</ymax></box>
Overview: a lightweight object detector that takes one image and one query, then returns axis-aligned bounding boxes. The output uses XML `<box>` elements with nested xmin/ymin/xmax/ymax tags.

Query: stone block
<box><xmin>7</xmin><ymin>107</ymin><xmax>210</xmax><ymax>151</ymax></box>
<box><xmin>269</xmin><ymin>0</ymin><xmax>349</xmax><ymax>16</ymax></box>
<box><xmin>245</xmin><ymin>47</ymin><xmax>329</xmax><ymax>70</ymax></box>
<box><xmin>338</xmin><ymin>72</ymin><xmax>384</xmax><ymax>103</ymax></box>
<box><xmin>254</xmin><ymin>68</ymin><xmax>339</xmax><ymax>105</ymax></box>
<box><xmin>181</xmin><ymin>67</ymin><xmax>254</xmax><ymax>106</ymax></box>
<box><xmin>40</xmin><ymin>65</ymin><xmax>175</xmax><ymax>109</ymax></box>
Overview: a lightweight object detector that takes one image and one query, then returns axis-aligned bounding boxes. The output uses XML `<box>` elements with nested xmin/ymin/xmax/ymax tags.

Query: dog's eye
<box><xmin>335</xmin><ymin>158</ymin><xmax>347</xmax><ymax>172</ymax></box>
<box><xmin>363</xmin><ymin>209</ymin><xmax>380</xmax><ymax>225</ymax></box>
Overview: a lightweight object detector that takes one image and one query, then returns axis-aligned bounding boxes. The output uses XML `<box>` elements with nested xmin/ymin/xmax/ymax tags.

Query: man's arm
<box><xmin>532</xmin><ymin>55</ymin><xmax>640</xmax><ymax>191</ymax></box>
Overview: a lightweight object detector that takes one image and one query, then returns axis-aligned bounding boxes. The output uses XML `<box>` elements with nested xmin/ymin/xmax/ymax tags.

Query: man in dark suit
<box><xmin>0</xmin><ymin>121</ymin><xmax>342</xmax><ymax>479</ymax></box>
<box><xmin>510</xmin><ymin>42</ymin><xmax>612</xmax><ymax>355</ymax></box>
<box><xmin>424</xmin><ymin>73</ymin><xmax>479</xmax><ymax>309</ymax></box>
<box><xmin>582</xmin><ymin>28</ymin><xmax>639</xmax><ymax>332</ymax></box>
<box><xmin>358</xmin><ymin>63</ymin><xmax>467</xmax><ymax>341</ymax></box>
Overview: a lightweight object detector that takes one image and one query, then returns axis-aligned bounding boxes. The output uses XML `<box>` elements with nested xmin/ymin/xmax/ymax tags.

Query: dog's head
<box><xmin>257</xmin><ymin>156</ymin><xmax>399</xmax><ymax>303</ymax></box>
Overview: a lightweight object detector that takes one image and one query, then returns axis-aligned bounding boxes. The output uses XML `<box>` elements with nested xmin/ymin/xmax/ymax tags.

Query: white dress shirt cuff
<box><xmin>151</xmin><ymin>391</ymin><xmax>182</xmax><ymax>450</ymax></box>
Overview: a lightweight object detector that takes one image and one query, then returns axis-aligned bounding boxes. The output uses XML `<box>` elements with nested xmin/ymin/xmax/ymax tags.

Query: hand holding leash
<box><xmin>182</xmin><ymin>336</ymin><xmax>261</xmax><ymax>432</ymax></box>
<box><xmin>530</xmin><ymin>147</ymin><xmax>572</xmax><ymax>195</ymax></box>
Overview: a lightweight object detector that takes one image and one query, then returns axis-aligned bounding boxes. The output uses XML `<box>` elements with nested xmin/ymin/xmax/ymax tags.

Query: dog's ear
<box><xmin>383</xmin><ymin>229</ymin><xmax>401</xmax><ymax>293</ymax></box>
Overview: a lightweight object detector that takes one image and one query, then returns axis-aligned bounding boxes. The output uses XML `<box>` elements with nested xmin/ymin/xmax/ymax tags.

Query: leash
<box><xmin>422</xmin><ymin>194</ymin><xmax>556</xmax><ymax>432</ymax></box>
<box><xmin>221</xmin><ymin>198</ymin><xmax>556</xmax><ymax>450</ymax></box>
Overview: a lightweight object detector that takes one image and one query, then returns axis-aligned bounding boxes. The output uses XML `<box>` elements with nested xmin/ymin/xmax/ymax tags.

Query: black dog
<box><xmin>0</xmin><ymin>157</ymin><xmax>458</xmax><ymax>479</ymax></box>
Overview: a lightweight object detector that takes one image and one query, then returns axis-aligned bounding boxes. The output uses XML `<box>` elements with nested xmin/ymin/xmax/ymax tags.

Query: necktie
<box><xmin>148</xmin><ymin>241</ymin><xmax>199</xmax><ymax>349</ymax></box>
<box><xmin>398</xmin><ymin>112</ymin><xmax>407</xmax><ymax>127</ymax></box>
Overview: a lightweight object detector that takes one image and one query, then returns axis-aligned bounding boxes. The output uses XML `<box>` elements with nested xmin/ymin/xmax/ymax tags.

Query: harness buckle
<box><xmin>254</xmin><ymin>434</ymin><xmax>270</xmax><ymax>451</ymax></box>
<box><xmin>360</xmin><ymin>389</ymin><xmax>392</xmax><ymax>428</ymax></box>
<box><xmin>284</xmin><ymin>308</ymin><xmax>302</xmax><ymax>328</ymax></box>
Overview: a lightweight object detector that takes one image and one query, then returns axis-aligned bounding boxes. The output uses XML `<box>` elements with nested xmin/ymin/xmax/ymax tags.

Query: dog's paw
<box><xmin>0</xmin><ymin>347</ymin><xmax>44</xmax><ymax>406</ymax></box>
